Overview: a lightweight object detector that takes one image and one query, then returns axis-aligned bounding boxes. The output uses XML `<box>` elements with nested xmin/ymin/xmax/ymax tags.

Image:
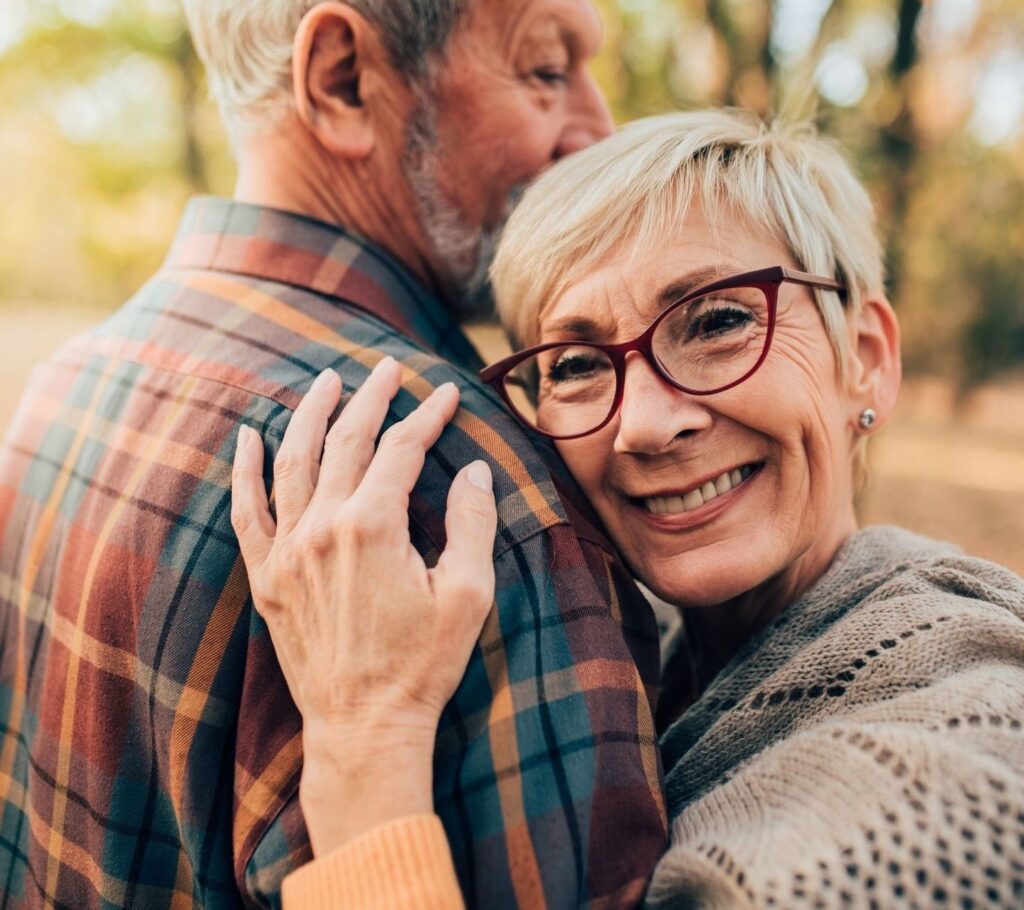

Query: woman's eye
<box><xmin>548</xmin><ymin>353</ymin><xmax>603</xmax><ymax>382</ymax></box>
<box><xmin>688</xmin><ymin>306</ymin><xmax>753</xmax><ymax>340</ymax></box>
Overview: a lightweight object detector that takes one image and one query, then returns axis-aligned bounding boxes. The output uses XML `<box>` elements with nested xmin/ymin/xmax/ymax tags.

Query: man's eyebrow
<box><xmin>558</xmin><ymin>22</ymin><xmax>593</xmax><ymax>58</ymax></box>
<box><xmin>656</xmin><ymin>266</ymin><xmax>736</xmax><ymax>307</ymax></box>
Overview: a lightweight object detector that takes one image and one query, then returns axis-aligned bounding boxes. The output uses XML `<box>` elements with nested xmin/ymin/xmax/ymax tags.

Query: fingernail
<box><xmin>436</xmin><ymin>382</ymin><xmax>459</xmax><ymax>399</ymax></box>
<box><xmin>373</xmin><ymin>355</ymin><xmax>396</xmax><ymax>375</ymax></box>
<box><xmin>238</xmin><ymin>425</ymin><xmax>255</xmax><ymax>451</ymax></box>
<box><xmin>311</xmin><ymin>369</ymin><xmax>338</xmax><ymax>392</ymax></box>
<box><xmin>467</xmin><ymin>461</ymin><xmax>492</xmax><ymax>491</ymax></box>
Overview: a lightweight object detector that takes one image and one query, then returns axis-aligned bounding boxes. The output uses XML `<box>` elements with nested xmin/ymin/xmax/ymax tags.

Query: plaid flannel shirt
<box><xmin>0</xmin><ymin>199</ymin><xmax>667</xmax><ymax>909</ymax></box>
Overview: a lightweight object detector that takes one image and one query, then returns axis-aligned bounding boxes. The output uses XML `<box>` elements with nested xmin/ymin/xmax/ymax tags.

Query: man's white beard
<box><xmin>402</xmin><ymin>102</ymin><xmax>514</xmax><ymax>323</ymax></box>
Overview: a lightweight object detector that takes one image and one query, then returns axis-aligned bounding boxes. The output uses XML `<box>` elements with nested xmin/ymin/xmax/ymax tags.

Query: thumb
<box><xmin>433</xmin><ymin>461</ymin><xmax>497</xmax><ymax>616</ymax></box>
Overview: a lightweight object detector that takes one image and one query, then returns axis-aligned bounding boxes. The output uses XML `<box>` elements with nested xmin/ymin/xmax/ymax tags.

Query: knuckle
<box><xmin>303</xmin><ymin>518</ymin><xmax>337</xmax><ymax>557</ymax></box>
<box><xmin>230</xmin><ymin>502</ymin><xmax>251</xmax><ymax>538</ymax></box>
<box><xmin>340</xmin><ymin>499</ymin><xmax>397</xmax><ymax>545</ymax></box>
<box><xmin>274</xmin><ymin>544</ymin><xmax>307</xmax><ymax>583</ymax></box>
<box><xmin>380</xmin><ymin>421</ymin><xmax>421</xmax><ymax>452</ymax></box>
<box><xmin>273</xmin><ymin>450</ymin><xmax>312</xmax><ymax>481</ymax></box>
<box><xmin>341</xmin><ymin>510</ymin><xmax>383</xmax><ymax>546</ymax></box>
<box><xmin>247</xmin><ymin>576</ymin><xmax>274</xmax><ymax>611</ymax></box>
<box><xmin>446</xmin><ymin>575</ymin><xmax>494</xmax><ymax>613</ymax></box>
<box><xmin>325</xmin><ymin>423</ymin><xmax>376</xmax><ymax>458</ymax></box>
<box><xmin>461</xmin><ymin>499</ymin><xmax>495</xmax><ymax>524</ymax></box>
<box><xmin>231</xmin><ymin>456</ymin><xmax>248</xmax><ymax>485</ymax></box>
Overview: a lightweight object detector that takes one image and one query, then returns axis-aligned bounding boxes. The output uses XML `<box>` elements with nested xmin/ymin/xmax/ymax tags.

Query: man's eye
<box><xmin>532</xmin><ymin>67</ymin><xmax>568</xmax><ymax>86</ymax></box>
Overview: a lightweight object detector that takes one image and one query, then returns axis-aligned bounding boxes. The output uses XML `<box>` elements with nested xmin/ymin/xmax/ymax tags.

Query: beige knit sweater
<box><xmin>284</xmin><ymin>526</ymin><xmax>1024</xmax><ymax>908</ymax></box>
<box><xmin>648</xmin><ymin>525</ymin><xmax>1024</xmax><ymax>909</ymax></box>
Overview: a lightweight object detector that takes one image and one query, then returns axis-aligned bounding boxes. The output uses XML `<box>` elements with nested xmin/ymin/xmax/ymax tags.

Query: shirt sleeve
<box><xmin>426</xmin><ymin>523</ymin><xmax>667</xmax><ymax>909</ymax></box>
<box><xmin>281</xmin><ymin>815</ymin><xmax>465</xmax><ymax>910</ymax></box>
<box><xmin>237</xmin><ymin>373</ymin><xmax>669</xmax><ymax>909</ymax></box>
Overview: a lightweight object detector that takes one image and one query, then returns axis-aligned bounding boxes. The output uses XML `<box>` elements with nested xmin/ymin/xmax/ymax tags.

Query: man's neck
<box><xmin>233</xmin><ymin>116</ymin><xmax>443</xmax><ymax>298</ymax></box>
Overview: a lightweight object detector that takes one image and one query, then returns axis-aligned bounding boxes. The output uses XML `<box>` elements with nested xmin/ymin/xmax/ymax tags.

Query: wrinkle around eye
<box><xmin>769</xmin><ymin>323</ymin><xmax>838</xmax><ymax>385</ymax></box>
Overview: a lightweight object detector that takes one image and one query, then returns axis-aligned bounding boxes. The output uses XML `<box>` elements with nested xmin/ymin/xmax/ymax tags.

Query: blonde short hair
<box><xmin>182</xmin><ymin>0</ymin><xmax>466</xmax><ymax>138</ymax></box>
<box><xmin>492</xmin><ymin>109</ymin><xmax>885</xmax><ymax>378</ymax></box>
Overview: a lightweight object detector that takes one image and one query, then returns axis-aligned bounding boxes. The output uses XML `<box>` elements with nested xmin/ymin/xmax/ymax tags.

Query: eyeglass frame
<box><xmin>479</xmin><ymin>265</ymin><xmax>847</xmax><ymax>441</ymax></box>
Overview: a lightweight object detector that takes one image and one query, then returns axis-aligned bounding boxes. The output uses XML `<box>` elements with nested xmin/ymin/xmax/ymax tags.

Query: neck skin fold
<box><xmin>232</xmin><ymin>111</ymin><xmax>447</xmax><ymax>301</ymax></box>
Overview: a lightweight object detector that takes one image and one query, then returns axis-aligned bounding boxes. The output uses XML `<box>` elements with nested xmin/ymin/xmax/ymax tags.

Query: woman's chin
<box><xmin>646</xmin><ymin>578</ymin><xmax>747</xmax><ymax>610</ymax></box>
<box><xmin>633</xmin><ymin>540</ymin><xmax>780</xmax><ymax>610</ymax></box>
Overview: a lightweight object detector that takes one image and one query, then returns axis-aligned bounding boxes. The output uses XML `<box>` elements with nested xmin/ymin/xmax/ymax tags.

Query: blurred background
<box><xmin>0</xmin><ymin>0</ymin><xmax>1022</xmax><ymax>571</ymax></box>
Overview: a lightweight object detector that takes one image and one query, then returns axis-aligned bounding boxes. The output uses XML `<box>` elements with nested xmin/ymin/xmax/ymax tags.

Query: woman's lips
<box><xmin>631</xmin><ymin>462</ymin><xmax>764</xmax><ymax>529</ymax></box>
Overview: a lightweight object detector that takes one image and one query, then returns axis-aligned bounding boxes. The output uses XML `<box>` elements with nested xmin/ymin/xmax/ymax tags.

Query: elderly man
<box><xmin>0</xmin><ymin>1</ymin><xmax>667</xmax><ymax>908</ymax></box>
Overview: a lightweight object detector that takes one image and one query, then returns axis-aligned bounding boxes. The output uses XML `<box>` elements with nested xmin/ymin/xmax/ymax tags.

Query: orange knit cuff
<box><xmin>282</xmin><ymin>814</ymin><xmax>466</xmax><ymax>910</ymax></box>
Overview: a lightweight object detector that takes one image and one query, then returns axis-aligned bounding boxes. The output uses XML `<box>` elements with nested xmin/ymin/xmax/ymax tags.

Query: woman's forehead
<box><xmin>538</xmin><ymin>227</ymin><xmax>793</xmax><ymax>338</ymax></box>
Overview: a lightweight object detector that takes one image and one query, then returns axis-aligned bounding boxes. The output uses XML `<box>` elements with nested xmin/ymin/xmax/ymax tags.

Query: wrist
<box><xmin>299</xmin><ymin>717</ymin><xmax>437</xmax><ymax>857</ymax></box>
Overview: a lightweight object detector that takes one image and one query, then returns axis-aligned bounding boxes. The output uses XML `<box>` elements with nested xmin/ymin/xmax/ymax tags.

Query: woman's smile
<box><xmin>635</xmin><ymin>461</ymin><xmax>761</xmax><ymax>516</ymax></box>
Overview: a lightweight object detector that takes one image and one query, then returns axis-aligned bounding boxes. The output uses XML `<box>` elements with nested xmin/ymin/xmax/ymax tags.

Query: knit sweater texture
<box><xmin>648</xmin><ymin>525</ymin><xmax>1024</xmax><ymax>909</ymax></box>
<box><xmin>283</xmin><ymin>526</ymin><xmax>1024</xmax><ymax>909</ymax></box>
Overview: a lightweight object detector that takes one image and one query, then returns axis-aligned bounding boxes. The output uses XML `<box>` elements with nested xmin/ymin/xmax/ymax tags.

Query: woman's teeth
<box><xmin>643</xmin><ymin>465</ymin><xmax>756</xmax><ymax>515</ymax></box>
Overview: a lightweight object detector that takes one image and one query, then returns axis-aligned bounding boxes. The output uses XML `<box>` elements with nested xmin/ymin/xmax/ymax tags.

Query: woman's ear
<box><xmin>847</xmin><ymin>293</ymin><xmax>902</xmax><ymax>431</ymax></box>
<box><xmin>292</xmin><ymin>2</ymin><xmax>392</xmax><ymax>158</ymax></box>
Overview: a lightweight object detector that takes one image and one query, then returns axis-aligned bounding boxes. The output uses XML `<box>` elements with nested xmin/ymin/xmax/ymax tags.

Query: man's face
<box><xmin>403</xmin><ymin>0</ymin><xmax>613</xmax><ymax>315</ymax></box>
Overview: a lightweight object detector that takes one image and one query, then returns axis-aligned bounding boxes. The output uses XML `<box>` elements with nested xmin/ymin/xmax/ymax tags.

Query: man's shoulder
<box><xmin>58</xmin><ymin>265</ymin><xmax>581</xmax><ymax>547</ymax></box>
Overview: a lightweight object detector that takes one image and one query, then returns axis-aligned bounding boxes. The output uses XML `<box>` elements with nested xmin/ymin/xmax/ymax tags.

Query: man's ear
<box><xmin>846</xmin><ymin>293</ymin><xmax>902</xmax><ymax>431</ymax></box>
<box><xmin>292</xmin><ymin>2</ymin><xmax>392</xmax><ymax>158</ymax></box>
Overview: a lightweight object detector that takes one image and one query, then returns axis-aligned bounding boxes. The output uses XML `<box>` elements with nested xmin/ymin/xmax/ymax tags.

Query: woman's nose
<box><xmin>613</xmin><ymin>353</ymin><xmax>712</xmax><ymax>455</ymax></box>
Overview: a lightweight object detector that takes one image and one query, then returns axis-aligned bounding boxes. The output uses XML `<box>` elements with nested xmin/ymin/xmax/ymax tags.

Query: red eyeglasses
<box><xmin>480</xmin><ymin>265</ymin><xmax>845</xmax><ymax>440</ymax></box>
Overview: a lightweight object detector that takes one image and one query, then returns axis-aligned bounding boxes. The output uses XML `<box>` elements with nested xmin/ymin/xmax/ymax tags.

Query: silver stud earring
<box><xmin>858</xmin><ymin>408</ymin><xmax>877</xmax><ymax>430</ymax></box>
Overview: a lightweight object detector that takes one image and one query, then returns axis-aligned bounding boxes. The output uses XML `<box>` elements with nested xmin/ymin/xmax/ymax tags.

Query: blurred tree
<box><xmin>0</xmin><ymin>0</ymin><xmax>1021</xmax><ymax>389</ymax></box>
<box><xmin>0</xmin><ymin>0</ymin><xmax>231</xmax><ymax>306</ymax></box>
<box><xmin>592</xmin><ymin>0</ymin><xmax>1024</xmax><ymax>390</ymax></box>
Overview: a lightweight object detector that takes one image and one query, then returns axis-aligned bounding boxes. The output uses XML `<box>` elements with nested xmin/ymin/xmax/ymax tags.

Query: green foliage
<box><xmin>0</xmin><ymin>0</ymin><xmax>1021</xmax><ymax>387</ymax></box>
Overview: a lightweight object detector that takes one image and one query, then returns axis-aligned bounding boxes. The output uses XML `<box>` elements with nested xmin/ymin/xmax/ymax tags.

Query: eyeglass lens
<box><xmin>502</xmin><ymin>285</ymin><xmax>771</xmax><ymax>438</ymax></box>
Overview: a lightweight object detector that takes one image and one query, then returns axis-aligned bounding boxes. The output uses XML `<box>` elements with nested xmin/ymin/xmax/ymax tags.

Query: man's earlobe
<box><xmin>848</xmin><ymin>294</ymin><xmax>902</xmax><ymax>431</ymax></box>
<box><xmin>292</xmin><ymin>2</ymin><xmax>376</xmax><ymax>158</ymax></box>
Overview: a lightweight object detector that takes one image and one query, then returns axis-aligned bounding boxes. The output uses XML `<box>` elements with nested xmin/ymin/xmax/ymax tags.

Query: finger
<box><xmin>231</xmin><ymin>424</ymin><xmax>276</xmax><ymax>569</ymax></box>
<box><xmin>432</xmin><ymin>461</ymin><xmax>497</xmax><ymax>621</ymax></box>
<box><xmin>314</xmin><ymin>356</ymin><xmax>402</xmax><ymax>503</ymax></box>
<box><xmin>359</xmin><ymin>382</ymin><xmax>461</xmax><ymax>506</ymax></box>
<box><xmin>273</xmin><ymin>369</ymin><xmax>342</xmax><ymax>535</ymax></box>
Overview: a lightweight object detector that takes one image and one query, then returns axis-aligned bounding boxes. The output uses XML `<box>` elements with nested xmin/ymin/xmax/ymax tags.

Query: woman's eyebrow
<box><xmin>541</xmin><ymin>315</ymin><xmax>606</xmax><ymax>339</ymax></box>
<box><xmin>656</xmin><ymin>265</ymin><xmax>736</xmax><ymax>307</ymax></box>
<box><xmin>542</xmin><ymin>265</ymin><xmax>744</xmax><ymax>339</ymax></box>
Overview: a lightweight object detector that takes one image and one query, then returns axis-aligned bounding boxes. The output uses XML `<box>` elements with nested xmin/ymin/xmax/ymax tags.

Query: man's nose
<box><xmin>554</xmin><ymin>73</ymin><xmax>614</xmax><ymax>159</ymax></box>
<box><xmin>613</xmin><ymin>353</ymin><xmax>712</xmax><ymax>455</ymax></box>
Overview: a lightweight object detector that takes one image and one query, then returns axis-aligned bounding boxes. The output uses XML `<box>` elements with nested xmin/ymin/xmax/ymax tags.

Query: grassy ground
<box><xmin>3</xmin><ymin>309</ymin><xmax>1020</xmax><ymax>575</ymax></box>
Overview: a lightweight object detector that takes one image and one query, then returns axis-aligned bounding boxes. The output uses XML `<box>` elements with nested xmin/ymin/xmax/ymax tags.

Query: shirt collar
<box><xmin>164</xmin><ymin>197</ymin><xmax>484</xmax><ymax>371</ymax></box>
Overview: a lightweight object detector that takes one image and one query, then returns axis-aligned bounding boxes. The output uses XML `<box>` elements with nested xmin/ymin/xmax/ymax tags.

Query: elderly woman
<box><xmin>231</xmin><ymin>110</ymin><xmax>1024</xmax><ymax>908</ymax></box>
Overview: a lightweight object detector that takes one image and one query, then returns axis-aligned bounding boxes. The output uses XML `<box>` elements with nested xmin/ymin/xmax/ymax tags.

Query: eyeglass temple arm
<box><xmin>780</xmin><ymin>267</ymin><xmax>846</xmax><ymax>294</ymax></box>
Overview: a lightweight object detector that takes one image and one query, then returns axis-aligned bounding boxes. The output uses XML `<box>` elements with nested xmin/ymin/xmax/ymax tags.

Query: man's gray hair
<box><xmin>183</xmin><ymin>0</ymin><xmax>466</xmax><ymax>137</ymax></box>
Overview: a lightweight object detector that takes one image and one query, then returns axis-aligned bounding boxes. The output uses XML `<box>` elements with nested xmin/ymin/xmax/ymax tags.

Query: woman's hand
<box><xmin>230</xmin><ymin>357</ymin><xmax>497</xmax><ymax>855</ymax></box>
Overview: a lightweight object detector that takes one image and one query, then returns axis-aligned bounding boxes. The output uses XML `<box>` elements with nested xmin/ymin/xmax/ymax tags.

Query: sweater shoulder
<box><xmin>852</xmin><ymin>525</ymin><xmax>1024</xmax><ymax>626</ymax></box>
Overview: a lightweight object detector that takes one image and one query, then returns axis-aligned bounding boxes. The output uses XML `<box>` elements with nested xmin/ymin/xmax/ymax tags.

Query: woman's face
<box><xmin>545</xmin><ymin>207</ymin><xmax>861</xmax><ymax>608</ymax></box>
